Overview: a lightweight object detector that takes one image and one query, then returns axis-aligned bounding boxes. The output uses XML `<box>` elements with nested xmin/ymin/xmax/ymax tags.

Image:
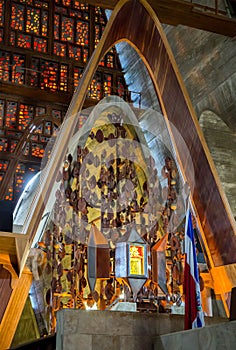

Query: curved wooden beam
<box><xmin>85</xmin><ymin>0</ymin><xmax>236</xmax><ymax>37</ymax></box>
<box><xmin>23</xmin><ymin>0</ymin><xmax>236</xmax><ymax>289</ymax></box>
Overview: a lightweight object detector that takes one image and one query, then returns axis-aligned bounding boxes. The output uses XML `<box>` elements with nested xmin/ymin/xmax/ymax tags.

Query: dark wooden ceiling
<box><xmin>85</xmin><ymin>0</ymin><xmax>236</xmax><ymax>37</ymax></box>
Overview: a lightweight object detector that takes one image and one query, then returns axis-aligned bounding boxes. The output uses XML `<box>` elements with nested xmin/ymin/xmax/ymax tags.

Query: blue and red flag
<box><xmin>184</xmin><ymin>208</ymin><xmax>205</xmax><ymax>330</ymax></box>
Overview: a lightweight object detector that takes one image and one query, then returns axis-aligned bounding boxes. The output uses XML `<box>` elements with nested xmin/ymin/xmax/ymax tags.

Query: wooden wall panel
<box><xmin>0</xmin><ymin>264</ymin><xmax>12</xmax><ymax>323</ymax></box>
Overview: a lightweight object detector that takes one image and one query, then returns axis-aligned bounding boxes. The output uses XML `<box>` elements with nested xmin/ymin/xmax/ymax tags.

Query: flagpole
<box><xmin>184</xmin><ymin>195</ymin><xmax>205</xmax><ymax>330</ymax></box>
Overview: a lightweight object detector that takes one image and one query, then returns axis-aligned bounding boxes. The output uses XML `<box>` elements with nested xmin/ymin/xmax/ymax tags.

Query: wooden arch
<box><xmin>24</xmin><ymin>0</ymin><xmax>236</xmax><ymax>307</ymax></box>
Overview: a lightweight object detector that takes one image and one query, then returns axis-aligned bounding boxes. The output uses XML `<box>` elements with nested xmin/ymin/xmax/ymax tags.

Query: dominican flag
<box><xmin>184</xmin><ymin>208</ymin><xmax>205</xmax><ymax>330</ymax></box>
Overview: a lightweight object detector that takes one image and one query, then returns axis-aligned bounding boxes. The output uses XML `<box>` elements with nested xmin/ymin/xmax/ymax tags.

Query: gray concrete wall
<box><xmin>56</xmin><ymin>310</ymin><xmax>226</xmax><ymax>350</ymax></box>
<box><xmin>154</xmin><ymin>320</ymin><xmax>236</xmax><ymax>350</ymax></box>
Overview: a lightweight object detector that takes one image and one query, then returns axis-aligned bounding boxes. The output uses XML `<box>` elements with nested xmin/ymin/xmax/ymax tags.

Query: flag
<box><xmin>184</xmin><ymin>208</ymin><xmax>205</xmax><ymax>330</ymax></box>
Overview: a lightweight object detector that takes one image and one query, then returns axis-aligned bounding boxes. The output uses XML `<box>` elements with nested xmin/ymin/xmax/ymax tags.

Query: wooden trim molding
<box><xmin>0</xmin><ymin>267</ymin><xmax>32</xmax><ymax>350</ymax></box>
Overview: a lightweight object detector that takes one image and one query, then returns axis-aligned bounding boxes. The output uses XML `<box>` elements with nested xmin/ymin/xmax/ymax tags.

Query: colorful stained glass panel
<box><xmin>11</xmin><ymin>4</ymin><xmax>24</xmax><ymax>31</ymax></box>
<box><xmin>42</xmin><ymin>10</ymin><xmax>48</xmax><ymax>36</ymax></box>
<box><xmin>62</xmin><ymin>16</ymin><xmax>74</xmax><ymax>42</ymax></box>
<box><xmin>76</xmin><ymin>20</ymin><xmax>89</xmax><ymax>46</ymax></box>
<box><xmin>34</xmin><ymin>37</ymin><xmax>47</xmax><ymax>52</ymax></box>
<box><xmin>88</xmin><ymin>73</ymin><xmax>102</xmax><ymax>100</ymax></box>
<box><xmin>95</xmin><ymin>6</ymin><xmax>105</xmax><ymax>25</ymax></box>
<box><xmin>54</xmin><ymin>14</ymin><xmax>60</xmax><ymax>40</ymax></box>
<box><xmin>26</xmin><ymin>7</ymin><xmax>40</xmax><ymax>34</ymax></box>
<box><xmin>6</xmin><ymin>101</ymin><xmax>17</xmax><ymax>129</ymax></box>
<box><xmin>44</xmin><ymin>121</ymin><xmax>52</xmax><ymax>135</ymax></box>
<box><xmin>30</xmin><ymin>57</ymin><xmax>40</xmax><ymax>87</ymax></box>
<box><xmin>0</xmin><ymin>1</ymin><xmax>4</xmax><ymax>26</ymax></box>
<box><xmin>18</xmin><ymin>104</ymin><xmax>34</xmax><ymax>131</ymax></box>
<box><xmin>104</xmin><ymin>74</ymin><xmax>112</xmax><ymax>97</ymax></box>
<box><xmin>0</xmin><ymin>160</ymin><xmax>8</xmax><ymax>171</ymax></box>
<box><xmin>83</xmin><ymin>48</ymin><xmax>88</xmax><ymax>63</ymax></box>
<box><xmin>10</xmin><ymin>31</ymin><xmax>16</xmax><ymax>46</ymax></box>
<box><xmin>10</xmin><ymin>139</ymin><xmax>18</xmax><ymax>153</ymax></box>
<box><xmin>0</xmin><ymin>138</ymin><xmax>8</xmax><ymax>152</ymax></box>
<box><xmin>17</xmin><ymin>34</ymin><xmax>32</xmax><ymax>49</ymax></box>
<box><xmin>32</xmin><ymin>143</ymin><xmax>44</xmax><ymax>158</ymax></box>
<box><xmin>117</xmin><ymin>76</ymin><xmax>125</xmax><ymax>98</ymax></box>
<box><xmin>0</xmin><ymin>51</ymin><xmax>10</xmax><ymax>82</ymax></box>
<box><xmin>106</xmin><ymin>54</ymin><xmax>114</xmax><ymax>68</ymax></box>
<box><xmin>0</xmin><ymin>100</ymin><xmax>4</xmax><ymax>127</ymax></box>
<box><xmin>73</xmin><ymin>67</ymin><xmax>82</xmax><ymax>88</ymax></box>
<box><xmin>35</xmin><ymin>1</ymin><xmax>49</xmax><ymax>9</ymax></box>
<box><xmin>12</xmin><ymin>54</ymin><xmax>25</xmax><ymax>85</ymax></box>
<box><xmin>54</xmin><ymin>42</ymin><xmax>66</xmax><ymax>57</ymax></box>
<box><xmin>40</xmin><ymin>60</ymin><xmax>58</xmax><ymax>91</ymax></box>
<box><xmin>60</xmin><ymin>64</ymin><xmax>68</xmax><ymax>91</ymax></box>
<box><xmin>36</xmin><ymin>107</ymin><xmax>46</xmax><ymax>116</ymax></box>
<box><xmin>69</xmin><ymin>45</ymin><xmax>81</xmax><ymax>61</ymax></box>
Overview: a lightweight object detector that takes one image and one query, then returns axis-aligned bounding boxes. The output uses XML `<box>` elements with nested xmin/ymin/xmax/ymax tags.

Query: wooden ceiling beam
<box><xmin>86</xmin><ymin>0</ymin><xmax>236</xmax><ymax>37</ymax></box>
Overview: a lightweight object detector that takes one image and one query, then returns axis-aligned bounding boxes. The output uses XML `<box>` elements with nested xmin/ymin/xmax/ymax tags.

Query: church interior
<box><xmin>0</xmin><ymin>0</ymin><xmax>236</xmax><ymax>349</ymax></box>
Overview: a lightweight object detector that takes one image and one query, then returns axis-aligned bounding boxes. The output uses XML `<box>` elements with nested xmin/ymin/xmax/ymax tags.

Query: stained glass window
<box><xmin>54</xmin><ymin>42</ymin><xmax>66</xmax><ymax>57</ymax></box>
<box><xmin>0</xmin><ymin>51</ymin><xmax>10</xmax><ymax>82</ymax></box>
<box><xmin>83</xmin><ymin>48</ymin><xmax>88</xmax><ymax>62</ymax></box>
<box><xmin>10</xmin><ymin>2</ymin><xmax>49</xmax><ymax>52</ymax></box>
<box><xmin>6</xmin><ymin>101</ymin><xmax>17</xmax><ymax>129</ymax></box>
<box><xmin>62</xmin><ymin>16</ymin><xmax>74</xmax><ymax>41</ymax></box>
<box><xmin>0</xmin><ymin>100</ymin><xmax>4</xmax><ymax>127</ymax></box>
<box><xmin>23</xmin><ymin>143</ymin><xmax>30</xmax><ymax>156</ymax></box>
<box><xmin>54</xmin><ymin>14</ymin><xmax>60</xmax><ymax>40</ymax></box>
<box><xmin>12</xmin><ymin>54</ymin><xmax>25</xmax><ymax>85</ymax></box>
<box><xmin>34</xmin><ymin>124</ymin><xmax>43</xmax><ymax>134</ymax></box>
<box><xmin>0</xmin><ymin>160</ymin><xmax>8</xmax><ymax>172</ymax></box>
<box><xmin>0</xmin><ymin>138</ymin><xmax>8</xmax><ymax>152</ymax></box>
<box><xmin>34</xmin><ymin>37</ymin><xmax>47</xmax><ymax>52</ymax></box>
<box><xmin>74</xmin><ymin>67</ymin><xmax>82</xmax><ymax>88</ymax></box>
<box><xmin>44</xmin><ymin>121</ymin><xmax>52</xmax><ymax>135</ymax></box>
<box><xmin>26</xmin><ymin>7</ymin><xmax>40</xmax><ymax>34</ymax></box>
<box><xmin>11</xmin><ymin>4</ymin><xmax>24</xmax><ymax>31</ymax></box>
<box><xmin>0</xmin><ymin>51</ymin><xmax>25</xmax><ymax>85</ymax></box>
<box><xmin>69</xmin><ymin>45</ymin><xmax>81</xmax><ymax>61</ymax></box>
<box><xmin>0</xmin><ymin>1</ymin><xmax>4</xmax><ymax>27</ymax></box>
<box><xmin>76</xmin><ymin>20</ymin><xmax>89</xmax><ymax>45</ymax></box>
<box><xmin>62</xmin><ymin>0</ymin><xmax>71</xmax><ymax>6</ymax></box>
<box><xmin>117</xmin><ymin>76</ymin><xmax>125</xmax><ymax>98</ymax></box>
<box><xmin>88</xmin><ymin>73</ymin><xmax>102</xmax><ymax>99</ymax></box>
<box><xmin>10</xmin><ymin>32</ymin><xmax>16</xmax><ymax>46</ymax></box>
<box><xmin>0</xmin><ymin>28</ymin><xmax>3</xmax><ymax>42</ymax></box>
<box><xmin>95</xmin><ymin>6</ymin><xmax>105</xmax><ymax>25</ymax></box>
<box><xmin>40</xmin><ymin>60</ymin><xmax>58</xmax><ymax>91</ymax></box>
<box><xmin>18</xmin><ymin>104</ymin><xmax>34</xmax><ymax>131</ymax></box>
<box><xmin>104</xmin><ymin>74</ymin><xmax>112</xmax><ymax>97</ymax></box>
<box><xmin>106</xmin><ymin>54</ymin><xmax>114</xmax><ymax>68</ymax></box>
<box><xmin>52</xmin><ymin>109</ymin><xmax>62</xmax><ymax>122</ymax></box>
<box><xmin>32</xmin><ymin>142</ymin><xmax>44</xmax><ymax>158</ymax></box>
<box><xmin>17</xmin><ymin>34</ymin><xmax>32</xmax><ymax>49</ymax></box>
<box><xmin>15</xmin><ymin>163</ymin><xmax>26</xmax><ymax>196</ymax></box>
<box><xmin>94</xmin><ymin>24</ymin><xmax>105</xmax><ymax>49</ymax></box>
<box><xmin>36</xmin><ymin>106</ymin><xmax>46</xmax><ymax>116</ymax></box>
<box><xmin>10</xmin><ymin>139</ymin><xmax>18</xmax><ymax>153</ymax></box>
<box><xmin>29</xmin><ymin>57</ymin><xmax>40</xmax><ymax>87</ymax></box>
<box><xmin>99</xmin><ymin>58</ymin><xmax>105</xmax><ymax>67</ymax></box>
<box><xmin>60</xmin><ymin>64</ymin><xmax>68</xmax><ymax>91</ymax></box>
<box><xmin>5</xmin><ymin>186</ymin><xmax>13</xmax><ymax>201</ymax></box>
<box><xmin>35</xmin><ymin>1</ymin><xmax>49</xmax><ymax>9</ymax></box>
<box><xmin>42</xmin><ymin>10</ymin><xmax>48</xmax><ymax>36</ymax></box>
